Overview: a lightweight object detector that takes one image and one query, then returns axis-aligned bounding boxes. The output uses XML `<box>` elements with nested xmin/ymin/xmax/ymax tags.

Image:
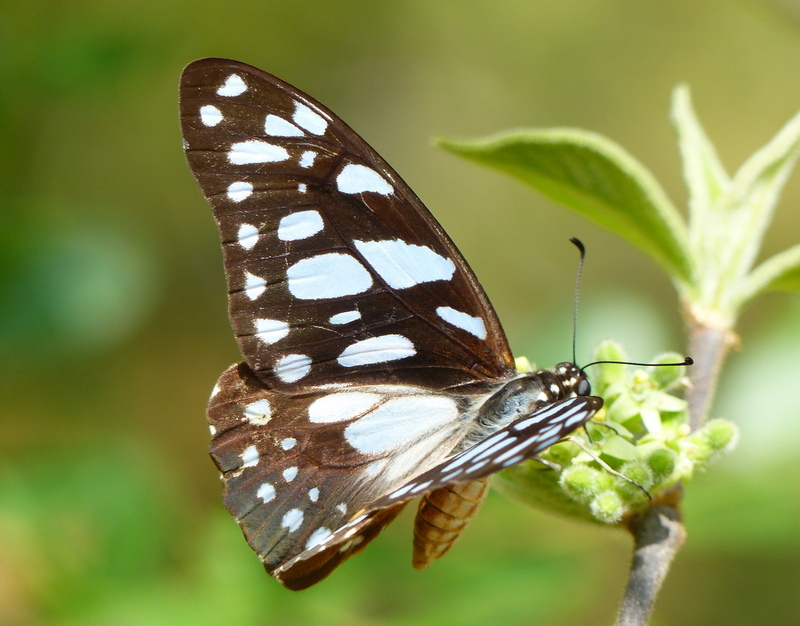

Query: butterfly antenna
<box><xmin>569</xmin><ymin>237</ymin><xmax>586</xmax><ymax>366</ymax></box>
<box><xmin>583</xmin><ymin>356</ymin><xmax>694</xmax><ymax>370</ymax></box>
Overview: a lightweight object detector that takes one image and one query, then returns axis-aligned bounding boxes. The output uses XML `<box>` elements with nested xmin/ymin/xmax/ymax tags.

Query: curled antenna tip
<box><xmin>684</xmin><ymin>356</ymin><xmax>694</xmax><ymax>366</ymax></box>
<box><xmin>569</xmin><ymin>237</ymin><xmax>586</xmax><ymax>255</ymax></box>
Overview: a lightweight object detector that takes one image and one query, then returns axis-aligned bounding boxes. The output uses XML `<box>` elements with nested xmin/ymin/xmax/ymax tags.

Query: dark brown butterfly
<box><xmin>179</xmin><ymin>58</ymin><xmax>601</xmax><ymax>590</ymax></box>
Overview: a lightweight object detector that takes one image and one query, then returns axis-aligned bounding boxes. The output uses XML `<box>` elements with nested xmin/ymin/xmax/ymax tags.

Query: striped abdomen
<box><xmin>412</xmin><ymin>478</ymin><xmax>491</xmax><ymax>569</ymax></box>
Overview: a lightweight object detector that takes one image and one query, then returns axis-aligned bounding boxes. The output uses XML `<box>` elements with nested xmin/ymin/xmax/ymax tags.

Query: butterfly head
<box><xmin>551</xmin><ymin>362</ymin><xmax>592</xmax><ymax>397</ymax></box>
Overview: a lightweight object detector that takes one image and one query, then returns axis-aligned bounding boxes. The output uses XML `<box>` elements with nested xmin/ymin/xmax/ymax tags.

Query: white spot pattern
<box><xmin>209</xmin><ymin>424</ymin><xmax>216</xmax><ymax>436</ymax></box>
<box><xmin>283</xmin><ymin>466</ymin><xmax>298</xmax><ymax>481</ymax></box>
<box><xmin>337</xmin><ymin>334</ymin><xmax>416</xmax><ymax>367</ymax></box>
<box><xmin>227</xmin><ymin>181</ymin><xmax>253</xmax><ymax>202</ymax></box>
<box><xmin>237</xmin><ymin>223</ymin><xmax>259</xmax><ymax>249</ymax></box>
<box><xmin>298</xmin><ymin>183</ymin><xmax>307</xmax><ymax>193</ymax></box>
<box><xmin>244</xmin><ymin>399</ymin><xmax>272</xmax><ymax>425</ymax></box>
<box><xmin>336</xmin><ymin>503</ymin><xmax>347</xmax><ymax>514</ymax></box>
<box><xmin>281</xmin><ymin>508</ymin><xmax>304</xmax><ymax>532</ymax></box>
<box><xmin>336</xmin><ymin>163</ymin><xmax>393</xmax><ymax>195</ymax></box>
<box><xmin>281</xmin><ymin>438</ymin><xmax>296</xmax><ymax>450</ymax></box>
<box><xmin>244</xmin><ymin>271</ymin><xmax>266</xmax><ymax>300</ymax></box>
<box><xmin>254</xmin><ymin>318</ymin><xmax>289</xmax><ymax>345</ymax></box>
<box><xmin>257</xmin><ymin>482</ymin><xmax>275</xmax><ymax>503</ymax></box>
<box><xmin>344</xmin><ymin>395</ymin><xmax>459</xmax><ymax>454</ymax></box>
<box><xmin>329</xmin><ymin>310</ymin><xmax>361</xmax><ymax>325</ymax></box>
<box><xmin>240</xmin><ymin>445</ymin><xmax>259</xmax><ymax>468</ymax></box>
<box><xmin>353</xmin><ymin>239</ymin><xmax>455</xmax><ymax>289</ymax></box>
<box><xmin>264</xmin><ymin>114</ymin><xmax>304</xmax><ymax>136</ymax></box>
<box><xmin>436</xmin><ymin>306</ymin><xmax>487</xmax><ymax>339</ymax></box>
<box><xmin>306</xmin><ymin>527</ymin><xmax>333</xmax><ymax>549</ymax></box>
<box><xmin>287</xmin><ymin>253</ymin><xmax>372</xmax><ymax>300</ymax></box>
<box><xmin>275</xmin><ymin>354</ymin><xmax>312</xmax><ymax>382</ymax></box>
<box><xmin>308</xmin><ymin>488</ymin><xmax>319</xmax><ymax>502</ymax></box>
<box><xmin>217</xmin><ymin>74</ymin><xmax>246</xmax><ymax>96</ymax></box>
<box><xmin>228</xmin><ymin>140</ymin><xmax>289</xmax><ymax>164</ymax></box>
<box><xmin>277</xmin><ymin>210</ymin><xmax>324</xmax><ymax>241</ymax></box>
<box><xmin>299</xmin><ymin>150</ymin><xmax>316</xmax><ymax>168</ymax></box>
<box><xmin>200</xmin><ymin>105</ymin><xmax>223</xmax><ymax>126</ymax></box>
<box><xmin>308</xmin><ymin>392</ymin><xmax>381</xmax><ymax>423</ymax></box>
<box><xmin>293</xmin><ymin>102</ymin><xmax>328</xmax><ymax>135</ymax></box>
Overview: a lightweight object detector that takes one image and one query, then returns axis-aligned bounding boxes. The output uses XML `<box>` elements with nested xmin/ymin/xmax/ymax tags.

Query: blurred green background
<box><xmin>2</xmin><ymin>1</ymin><xmax>800</xmax><ymax>624</ymax></box>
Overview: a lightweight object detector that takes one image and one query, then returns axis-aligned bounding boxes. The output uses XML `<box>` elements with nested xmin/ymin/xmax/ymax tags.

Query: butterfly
<box><xmin>179</xmin><ymin>58</ymin><xmax>603</xmax><ymax>590</ymax></box>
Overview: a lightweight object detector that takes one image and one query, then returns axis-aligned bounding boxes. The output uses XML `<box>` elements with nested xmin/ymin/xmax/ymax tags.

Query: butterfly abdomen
<box><xmin>413</xmin><ymin>479</ymin><xmax>491</xmax><ymax>569</ymax></box>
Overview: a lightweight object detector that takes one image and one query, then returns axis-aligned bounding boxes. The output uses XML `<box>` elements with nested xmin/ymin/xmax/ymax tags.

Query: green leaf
<box><xmin>438</xmin><ymin>129</ymin><xmax>693</xmax><ymax>283</ymax></box>
<box><xmin>723</xmin><ymin>108</ymin><xmax>800</xmax><ymax>288</ymax></box>
<box><xmin>671</xmin><ymin>85</ymin><xmax>731</xmax><ymax>235</ymax></box>
<box><xmin>734</xmin><ymin>243</ymin><xmax>800</xmax><ymax>306</ymax></box>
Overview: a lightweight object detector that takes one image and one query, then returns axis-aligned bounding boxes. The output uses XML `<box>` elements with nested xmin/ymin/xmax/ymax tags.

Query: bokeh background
<box><xmin>3</xmin><ymin>1</ymin><xmax>800</xmax><ymax>624</ymax></box>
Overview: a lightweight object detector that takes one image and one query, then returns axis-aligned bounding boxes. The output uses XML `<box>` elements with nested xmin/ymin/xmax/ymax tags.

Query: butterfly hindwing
<box><xmin>207</xmin><ymin>362</ymin><xmax>490</xmax><ymax>581</ymax></box>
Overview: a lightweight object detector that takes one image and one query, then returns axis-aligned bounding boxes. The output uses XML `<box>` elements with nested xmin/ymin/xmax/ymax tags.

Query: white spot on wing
<box><xmin>254</xmin><ymin>318</ymin><xmax>289</xmax><ymax>345</ymax></box>
<box><xmin>329</xmin><ymin>310</ymin><xmax>361</xmax><ymax>325</ymax></box>
<box><xmin>244</xmin><ymin>399</ymin><xmax>272</xmax><ymax>425</ymax></box>
<box><xmin>275</xmin><ymin>354</ymin><xmax>312</xmax><ymax>382</ymax></box>
<box><xmin>293</xmin><ymin>102</ymin><xmax>328</xmax><ymax>135</ymax></box>
<box><xmin>336</xmin><ymin>503</ymin><xmax>347</xmax><ymax>514</ymax></box>
<box><xmin>283</xmin><ymin>466</ymin><xmax>298</xmax><ymax>482</ymax></box>
<box><xmin>298</xmin><ymin>183</ymin><xmax>307</xmax><ymax>193</ymax></box>
<box><xmin>281</xmin><ymin>508</ymin><xmax>304</xmax><ymax>532</ymax></box>
<box><xmin>229</xmin><ymin>140</ymin><xmax>289</xmax><ymax>164</ymax></box>
<box><xmin>244</xmin><ymin>272</ymin><xmax>266</xmax><ymax>300</ymax></box>
<box><xmin>308</xmin><ymin>487</ymin><xmax>319</xmax><ymax>502</ymax></box>
<box><xmin>336</xmin><ymin>163</ymin><xmax>393</xmax><ymax>195</ymax></box>
<box><xmin>308</xmin><ymin>392</ymin><xmax>381</xmax><ymax>423</ymax></box>
<box><xmin>353</xmin><ymin>239</ymin><xmax>455</xmax><ymax>289</ymax></box>
<box><xmin>264</xmin><ymin>114</ymin><xmax>304</xmax><ymax>136</ymax></box>
<box><xmin>299</xmin><ymin>150</ymin><xmax>316</xmax><ymax>168</ymax></box>
<box><xmin>240</xmin><ymin>445</ymin><xmax>259</xmax><ymax>468</ymax></box>
<box><xmin>337</xmin><ymin>334</ymin><xmax>415</xmax><ymax>367</ymax></box>
<box><xmin>306</xmin><ymin>527</ymin><xmax>333</xmax><ymax>549</ymax></box>
<box><xmin>257</xmin><ymin>482</ymin><xmax>275</xmax><ymax>503</ymax></box>
<box><xmin>209</xmin><ymin>424</ymin><xmax>216</xmax><ymax>436</ymax></box>
<box><xmin>237</xmin><ymin>223</ymin><xmax>259</xmax><ymax>249</ymax></box>
<box><xmin>227</xmin><ymin>181</ymin><xmax>253</xmax><ymax>202</ymax></box>
<box><xmin>287</xmin><ymin>253</ymin><xmax>372</xmax><ymax>299</ymax></box>
<box><xmin>277</xmin><ymin>210</ymin><xmax>324</xmax><ymax>241</ymax></box>
<box><xmin>344</xmin><ymin>395</ymin><xmax>458</xmax><ymax>454</ymax></box>
<box><xmin>200</xmin><ymin>105</ymin><xmax>222</xmax><ymax>126</ymax></box>
<box><xmin>281</xmin><ymin>438</ymin><xmax>296</xmax><ymax>450</ymax></box>
<box><xmin>436</xmin><ymin>306</ymin><xmax>487</xmax><ymax>339</ymax></box>
<box><xmin>217</xmin><ymin>74</ymin><xmax>246</xmax><ymax>96</ymax></box>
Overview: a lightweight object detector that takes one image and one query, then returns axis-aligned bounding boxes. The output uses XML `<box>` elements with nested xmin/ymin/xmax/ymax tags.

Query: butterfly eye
<box><xmin>182</xmin><ymin>58</ymin><xmax>601</xmax><ymax>590</ymax></box>
<box><xmin>576</xmin><ymin>378</ymin><xmax>592</xmax><ymax>396</ymax></box>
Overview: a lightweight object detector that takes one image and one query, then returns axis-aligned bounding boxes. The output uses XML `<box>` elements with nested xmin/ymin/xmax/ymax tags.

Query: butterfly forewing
<box><xmin>180</xmin><ymin>59</ymin><xmax>515</xmax><ymax>392</ymax></box>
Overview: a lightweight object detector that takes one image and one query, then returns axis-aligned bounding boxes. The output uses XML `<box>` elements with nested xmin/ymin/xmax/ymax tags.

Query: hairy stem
<box><xmin>684</xmin><ymin>306</ymin><xmax>737</xmax><ymax>430</ymax></box>
<box><xmin>617</xmin><ymin>495</ymin><xmax>686</xmax><ymax>626</ymax></box>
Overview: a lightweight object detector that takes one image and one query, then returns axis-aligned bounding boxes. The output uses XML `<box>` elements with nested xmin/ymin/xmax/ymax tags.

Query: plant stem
<box><xmin>616</xmin><ymin>494</ymin><xmax>686</xmax><ymax>626</ymax></box>
<box><xmin>684</xmin><ymin>306</ymin><xmax>737</xmax><ymax>430</ymax></box>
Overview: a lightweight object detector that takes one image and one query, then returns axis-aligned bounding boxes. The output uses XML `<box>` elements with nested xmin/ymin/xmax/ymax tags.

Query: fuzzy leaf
<box><xmin>671</xmin><ymin>85</ymin><xmax>731</xmax><ymax>233</ymax></box>
<box><xmin>438</xmin><ymin>129</ymin><xmax>693</xmax><ymax>282</ymax></box>
<box><xmin>734</xmin><ymin>243</ymin><xmax>800</xmax><ymax>306</ymax></box>
<box><xmin>724</xmin><ymin>108</ymin><xmax>800</xmax><ymax>288</ymax></box>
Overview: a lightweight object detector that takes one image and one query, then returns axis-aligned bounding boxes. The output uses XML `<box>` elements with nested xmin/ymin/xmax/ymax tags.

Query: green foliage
<box><xmin>441</xmin><ymin>86</ymin><xmax>800</xmax><ymax>329</ymax></box>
